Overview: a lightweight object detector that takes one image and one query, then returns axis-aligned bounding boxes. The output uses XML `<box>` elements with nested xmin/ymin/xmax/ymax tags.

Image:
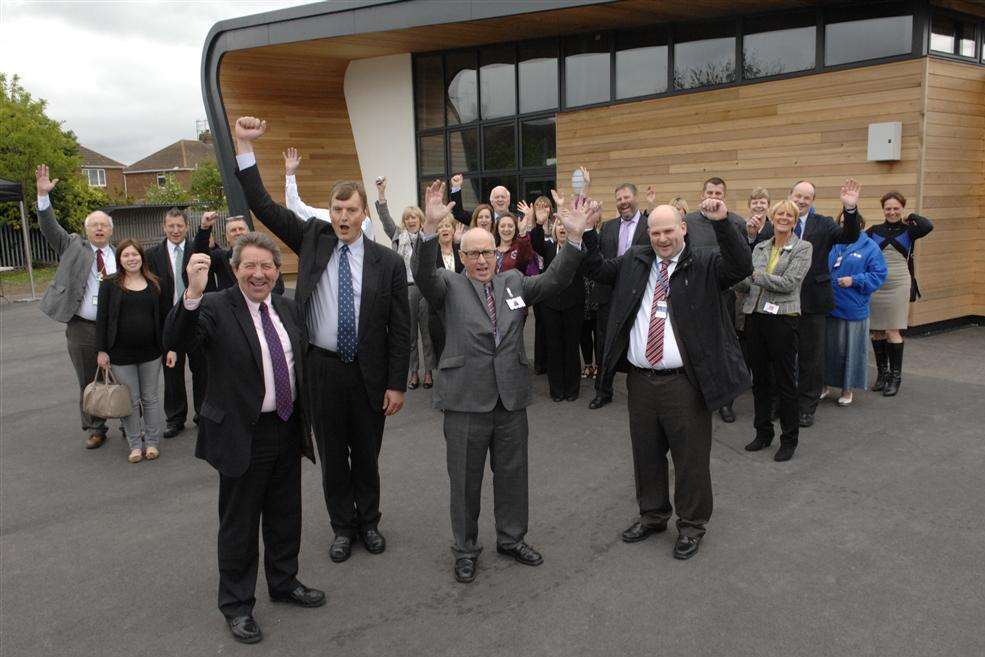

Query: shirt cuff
<box><xmin>236</xmin><ymin>152</ymin><xmax>257</xmax><ymax>170</ymax></box>
<box><xmin>183</xmin><ymin>294</ymin><xmax>203</xmax><ymax>310</ymax></box>
<box><xmin>285</xmin><ymin>174</ymin><xmax>296</xmax><ymax>183</ymax></box>
<box><xmin>37</xmin><ymin>195</ymin><xmax>51</xmax><ymax>211</ymax></box>
<box><xmin>450</xmin><ymin>186</ymin><xmax>461</xmax><ymax>194</ymax></box>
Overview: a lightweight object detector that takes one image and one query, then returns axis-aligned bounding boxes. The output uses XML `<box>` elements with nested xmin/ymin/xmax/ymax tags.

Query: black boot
<box><xmin>883</xmin><ymin>342</ymin><xmax>903</xmax><ymax>397</ymax></box>
<box><xmin>870</xmin><ymin>339</ymin><xmax>889</xmax><ymax>392</ymax></box>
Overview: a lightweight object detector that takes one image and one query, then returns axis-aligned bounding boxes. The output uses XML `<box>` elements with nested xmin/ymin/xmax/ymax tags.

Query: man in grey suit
<box><xmin>34</xmin><ymin>164</ymin><xmax>117</xmax><ymax>449</ymax></box>
<box><xmin>414</xmin><ymin>180</ymin><xmax>593</xmax><ymax>584</ymax></box>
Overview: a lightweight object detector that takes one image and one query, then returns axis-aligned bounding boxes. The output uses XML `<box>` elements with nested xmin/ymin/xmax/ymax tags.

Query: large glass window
<box><xmin>743</xmin><ymin>13</ymin><xmax>816</xmax><ymax>79</ymax></box>
<box><xmin>674</xmin><ymin>22</ymin><xmax>736</xmax><ymax>90</ymax></box>
<box><xmin>483</xmin><ymin>123</ymin><xmax>516</xmax><ymax>171</ymax></box>
<box><xmin>448</xmin><ymin>128</ymin><xmax>479</xmax><ymax>173</ymax></box>
<box><xmin>824</xmin><ymin>8</ymin><xmax>913</xmax><ymax>67</ymax></box>
<box><xmin>418</xmin><ymin>134</ymin><xmax>445</xmax><ymax>176</ymax></box>
<box><xmin>564</xmin><ymin>32</ymin><xmax>611</xmax><ymax>107</ymax></box>
<box><xmin>480</xmin><ymin>45</ymin><xmax>516</xmax><ymax>119</ymax></box>
<box><xmin>615</xmin><ymin>28</ymin><xmax>668</xmax><ymax>99</ymax></box>
<box><xmin>414</xmin><ymin>54</ymin><xmax>444</xmax><ymax>130</ymax></box>
<box><xmin>446</xmin><ymin>51</ymin><xmax>478</xmax><ymax>125</ymax></box>
<box><xmin>521</xmin><ymin>116</ymin><xmax>556</xmax><ymax>169</ymax></box>
<box><xmin>930</xmin><ymin>14</ymin><xmax>977</xmax><ymax>58</ymax></box>
<box><xmin>519</xmin><ymin>40</ymin><xmax>559</xmax><ymax>113</ymax></box>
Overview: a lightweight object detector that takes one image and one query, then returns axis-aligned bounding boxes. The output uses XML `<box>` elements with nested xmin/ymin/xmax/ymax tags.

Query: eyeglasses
<box><xmin>461</xmin><ymin>249</ymin><xmax>496</xmax><ymax>261</ymax></box>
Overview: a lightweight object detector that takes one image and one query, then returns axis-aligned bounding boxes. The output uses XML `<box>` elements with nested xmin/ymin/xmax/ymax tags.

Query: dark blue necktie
<box><xmin>337</xmin><ymin>244</ymin><xmax>357</xmax><ymax>362</ymax></box>
<box><xmin>795</xmin><ymin>218</ymin><xmax>804</xmax><ymax>238</ymax></box>
<box><xmin>258</xmin><ymin>302</ymin><xmax>293</xmax><ymax>421</ymax></box>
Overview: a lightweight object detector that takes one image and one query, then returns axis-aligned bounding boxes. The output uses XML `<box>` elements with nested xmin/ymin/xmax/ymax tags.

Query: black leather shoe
<box><xmin>227</xmin><ymin>615</ymin><xmax>262</xmax><ymax>644</ymax></box>
<box><xmin>798</xmin><ymin>413</ymin><xmax>814</xmax><ymax>428</ymax></box>
<box><xmin>673</xmin><ymin>535</ymin><xmax>702</xmax><ymax>560</ymax></box>
<box><xmin>565</xmin><ymin>393</ymin><xmax>579</xmax><ymax>402</ymax></box>
<box><xmin>496</xmin><ymin>542</ymin><xmax>543</xmax><ymax>566</ymax></box>
<box><xmin>621</xmin><ymin>520</ymin><xmax>667</xmax><ymax>543</ymax></box>
<box><xmin>744</xmin><ymin>436</ymin><xmax>773</xmax><ymax>451</ymax></box>
<box><xmin>329</xmin><ymin>535</ymin><xmax>352</xmax><ymax>563</ymax></box>
<box><xmin>773</xmin><ymin>444</ymin><xmax>796</xmax><ymax>462</ymax></box>
<box><xmin>718</xmin><ymin>405</ymin><xmax>736</xmax><ymax>423</ymax></box>
<box><xmin>271</xmin><ymin>583</ymin><xmax>326</xmax><ymax>607</ymax></box>
<box><xmin>163</xmin><ymin>424</ymin><xmax>183</xmax><ymax>439</ymax></box>
<box><xmin>588</xmin><ymin>394</ymin><xmax>612</xmax><ymax>410</ymax></box>
<box><xmin>552</xmin><ymin>395</ymin><xmax>565</xmax><ymax>402</ymax></box>
<box><xmin>454</xmin><ymin>557</ymin><xmax>477</xmax><ymax>583</ymax></box>
<box><xmin>361</xmin><ymin>528</ymin><xmax>386</xmax><ymax>554</ymax></box>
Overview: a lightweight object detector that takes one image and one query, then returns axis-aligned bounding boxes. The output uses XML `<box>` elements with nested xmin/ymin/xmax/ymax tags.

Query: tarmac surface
<box><xmin>2</xmin><ymin>298</ymin><xmax>984</xmax><ymax>657</ymax></box>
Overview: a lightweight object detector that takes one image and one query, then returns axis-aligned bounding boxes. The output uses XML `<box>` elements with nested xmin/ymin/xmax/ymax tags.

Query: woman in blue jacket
<box><xmin>823</xmin><ymin>214</ymin><xmax>887</xmax><ymax>406</ymax></box>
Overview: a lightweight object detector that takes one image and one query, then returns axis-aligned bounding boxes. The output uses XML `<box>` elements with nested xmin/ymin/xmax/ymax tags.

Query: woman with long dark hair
<box><xmin>96</xmin><ymin>239</ymin><xmax>172</xmax><ymax>463</ymax></box>
<box><xmin>866</xmin><ymin>191</ymin><xmax>933</xmax><ymax>396</ymax></box>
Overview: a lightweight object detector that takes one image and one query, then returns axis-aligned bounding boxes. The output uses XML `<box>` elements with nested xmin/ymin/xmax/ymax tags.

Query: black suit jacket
<box><xmin>95</xmin><ymin>275</ymin><xmax>166</xmax><ymax>354</ymax></box>
<box><xmin>163</xmin><ymin>286</ymin><xmax>315</xmax><ymax>477</ymax></box>
<box><xmin>192</xmin><ymin>227</ymin><xmax>285</xmax><ymax>295</ymax></box>
<box><xmin>530</xmin><ymin>224</ymin><xmax>584</xmax><ymax>311</ymax></box>
<box><xmin>758</xmin><ymin>208</ymin><xmax>860</xmax><ymax>314</ymax></box>
<box><xmin>146</xmin><ymin>238</ymin><xmax>192</xmax><ymax>319</ymax></box>
<box><xmin>435</xmin><ymin>241</ymin><xmax>464</xmax><ymax>273</ymax></box>
<box><xmin>235</xmin><ymin>163</ymin><xmax>411</xmax><ymax>407</ymax></box>
<box><xmin>591</xmin><ymin>213</ymin><xmax>649</xmax><ymax>306</ymax></box>
<box><xmin>584</xmin><ymin>221</ymin><xmax>753</xmax><ymax>411</ymax></box>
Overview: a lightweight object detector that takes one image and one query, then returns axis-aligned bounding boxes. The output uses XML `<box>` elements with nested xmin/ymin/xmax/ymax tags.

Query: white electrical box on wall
<box><xmin>867</xmin><ymin>122</ymin><xmax>902</xmax><ymax>161</ymax></box>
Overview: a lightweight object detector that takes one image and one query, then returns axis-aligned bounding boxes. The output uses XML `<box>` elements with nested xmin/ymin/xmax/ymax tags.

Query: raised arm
<box><xmin>283</xmin><ymin>148</ymin><xmax>332</xmax><ymax>224</ymax></box>
<box><xmin>233</xmin><ymin>117</ymin><xmax>306</xmax><ymax>253</ymax></box>
<box><xmin>698</xmin><ymin>199</ymin><xmax>753</xmax><ymax>289</ymax></box>
<box><xmin>833</xmin><ymin>178</ymin><xmax>861</xmax><ymax>245</ymax></box>
<box><xmin>374</xmin><ymin>176</ymin><xmax>399</xmax><ymax>241</ymax></box>
<box><xmin>906</xmin><ymin>213</ymin><xmax>934</xmax><ymax>240</ymax></box>
<box><xmin>163</xmin><ymin>253</ymin><xmax>216</xmax><ymax>353</ymax></box>
<box><xmin>34</xmin><ymin>164</ymin><xmax>71</xmax><ymax>254</ymax></box>
<box><xmin>414</xmin><ymin>181</ymin><xmax>454</xmax><ymax>308</ymax></box>
<box><xmin>192</xmin><ymin>211</ymin><xmax>217</xmax><ymax>255</ymax></box>
<box><xmin>520</xmin><ymin>196</ymin><xmax>589</xmax><ymax>304</ymax></box>
<box><xmin>529</xmin><ymin>223</ymin><xmax>547</xmax><ymax>258</ymax></box>
<box><xmin>447</xmin><ymin>174</ymin><xmax>472</xmax><ymax>226</ymax></box>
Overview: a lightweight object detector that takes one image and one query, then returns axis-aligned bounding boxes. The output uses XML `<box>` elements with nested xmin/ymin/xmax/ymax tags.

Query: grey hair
<box><xmin>230</xmin><ymin>231</ymin><xmax>282</xmax><ymax>269</ymax></box>
<box><xmin>84</xmin><ymin>212</ymin><xmax>113</xmax><ymax>229</ymax></box>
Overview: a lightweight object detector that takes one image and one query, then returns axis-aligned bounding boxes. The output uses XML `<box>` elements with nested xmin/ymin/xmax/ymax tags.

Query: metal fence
<box><xmin>0</xmin><ymin>205</ymin><xmax>233</xmax><ymax>269</ymax></box>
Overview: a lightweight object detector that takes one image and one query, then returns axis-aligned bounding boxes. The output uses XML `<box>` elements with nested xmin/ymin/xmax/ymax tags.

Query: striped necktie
<box><xmin>483</xmin><ymin>283</ymin><xmax>499</xmax><ymax>346</ymax></box>
<box><xmin>644</xmin><ymin>259</ymin><xmax>671</xmax><ymax>367</ymax></box>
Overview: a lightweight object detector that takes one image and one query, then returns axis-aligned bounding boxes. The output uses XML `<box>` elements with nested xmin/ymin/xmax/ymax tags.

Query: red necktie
<box><xmin>644</xmin><ymin>260</ymin><xmax>671</xmax><ymax>367</ymax></box>
<box><xmin>95</xmin><ymin>249</ymin><xmax>106</xmax><ymax>277</ymax></box>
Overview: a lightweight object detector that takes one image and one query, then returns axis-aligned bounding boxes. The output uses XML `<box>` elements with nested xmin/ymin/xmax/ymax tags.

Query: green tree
<box><xmin>189</xmin><ymin>160</ymin><xmax>226</xmax><ymax>211</ymax></box>
<box><xmin>0</xmin><ymin>73</ymin><xmax>106</xmax><ymax>230</ymax></box>
<box><xmin>144</xmin><ymin>173</ymin><xmax>191</xmax><ymax>205</ymax></box>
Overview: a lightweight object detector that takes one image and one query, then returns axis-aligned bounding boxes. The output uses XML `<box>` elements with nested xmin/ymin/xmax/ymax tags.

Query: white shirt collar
<box><xmin>657</xmin><ymin>247</ymin><xmax>684</xmax><ymax>265</ymax></box>
<box><xmin>622</xmin><ymin>210</ymin><xmax>641</xmax><ymax>224</ymax></box>
<box><xmin>240</xmin><ymin>288</ymin><xmax>272</xmax><ymax>313</ymax></box>
<box><xmin>168</xmin><ymin>239</ymin><xmax>186</xmax><ymax>254</ymax></box>
<box><xmin>336</xmin><ymin>233</ymin><xmax>364</xmax><ymax>254</ymax></box>
<box><xmin>90</xmin><ymin>243</ymin><xmax>111</xmax><ymax>254</ymax></box>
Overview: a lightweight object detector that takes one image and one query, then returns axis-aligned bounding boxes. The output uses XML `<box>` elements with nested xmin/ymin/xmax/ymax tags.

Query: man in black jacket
<box><xmin>232</xmin><ymin>116</ymin><xmax>411</xmax><ymax>564</ymax></box>
<box><xmin>146</xmin><ymin>208</ymin><xmax>205</xmax><ymax>438</ymax></box>
<box><xmin>586</xmin><ymin>199</ymin><xmax>752</xmax><ymax>560</ymax></box>
<box><xmin>758</xmin><ymin>181</ymin><xmax>860</xmax><ymax>427</ymax></box>
<box><xmin>192</xmin><ymin>211</ymin><xmax>285</xmax><ymax>295</ymax></box>
<box><xmin>164</xmin><ymin>234</ymin><xmax>324</xmax><ymax>644</ymax></box>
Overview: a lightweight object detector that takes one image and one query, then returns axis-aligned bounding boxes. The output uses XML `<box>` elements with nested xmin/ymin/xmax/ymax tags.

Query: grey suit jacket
<box><xmin>414</xmin><ymin>236</ymin><xmax>586</xmax><ymax>413</ymax></box>
<box><xmin>736</xmin><ymin>236</ymin><xmax>813</xmax><ymax>316</ymax></box>
<box><xmin>37</xmin><ymin>204</ymin><xmax>100</xmax><ymax>323</ymax></box>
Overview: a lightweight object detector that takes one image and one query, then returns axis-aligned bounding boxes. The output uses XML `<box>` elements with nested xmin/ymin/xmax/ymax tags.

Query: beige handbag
<box><xmin>83</xmin><ymin>367</ymin><xmax>133</xmax><ymax>419</ymax></box>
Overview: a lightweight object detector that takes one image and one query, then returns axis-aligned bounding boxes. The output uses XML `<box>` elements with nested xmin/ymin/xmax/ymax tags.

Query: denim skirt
<box><xmin>824</xmin><ymin>315</ymin><xmax>869</xmax><ymax>391</ymax></box>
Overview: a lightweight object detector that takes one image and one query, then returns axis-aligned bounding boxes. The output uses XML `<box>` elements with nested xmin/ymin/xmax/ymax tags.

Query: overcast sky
<box><xmin>1</xmin><ymin>0</ymin><xmax>313</xmax><ymax>165</ymax></box>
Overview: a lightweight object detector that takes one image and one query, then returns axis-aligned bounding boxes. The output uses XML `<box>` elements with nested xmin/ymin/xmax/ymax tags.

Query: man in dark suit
<box><xmin>146</xmin><ymin>208</ymin><xmax>206</xmax><ymax>437</ymax></box>
<box><xmin>588</xmin><ymin>182</ymin><xmax>649</xmax><ymax>410</ymax></box>
<box><xmin>164</xmin><ymin>233</ymin><xmax>324</xmax><ymax>644</ymax></box>
<box><xmin>586</xmin><ymin>200</ymin><xmax>752</xmax><ymax>560</ymax></box>
<box><xmin>192</xmin><ymin>211</ymin><xmax>285</xmax><ymax>295</ymax></box>
<box><xmin>758</xmin><ymin>181</ymin><xmax>860</xmax><ymax>427</ymax></box>
<box><xmin>232</xmin><ymin>116</ymin><xmax>411</xmax><ymax>564</ymax></box>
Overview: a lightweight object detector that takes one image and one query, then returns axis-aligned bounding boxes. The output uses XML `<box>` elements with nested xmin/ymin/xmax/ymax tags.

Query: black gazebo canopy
<box><xmin>0</xmin><ymin>178</ymin><xmax>24</xmax><ymax>203</ymax></box>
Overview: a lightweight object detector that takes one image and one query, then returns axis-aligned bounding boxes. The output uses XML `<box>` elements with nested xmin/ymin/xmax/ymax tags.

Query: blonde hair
<box><xmin>769</xmin><ymin>200</ymin><xmax>799</xmax><ymax>220</ymax></box>
<box><xmin>401</xmin><ymin>206</ymin><xmax>425</xmax><ymax>228</ymax></box>
<box><xmin>669</xmin><ymin>197</ymin><xmax>689</xmax><ymax>214</ymax></box>
<box><xmin>749</xmin><ymin>187</ymin><xmax>770</xmax><ymax>203</ymax></box>
<box><xmin>436</xmin><ymin>215</ymin><xmax>456</xmax><ymax>233</ymax></box>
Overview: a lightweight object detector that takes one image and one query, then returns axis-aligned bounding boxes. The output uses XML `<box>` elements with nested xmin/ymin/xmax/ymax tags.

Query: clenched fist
<box><xmin>185</xmin><ymin>253</ymin><xmax>213</xmax><ymax>299</ymax></box>
<box><xmin>235</xmin><ymin>116</ymin><xmax>267</xmax><ymax>142</ymax></box>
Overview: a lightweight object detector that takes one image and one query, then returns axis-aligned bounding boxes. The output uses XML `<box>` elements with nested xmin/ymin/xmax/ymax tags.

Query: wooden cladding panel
<box><xmin>218</xmin><ymin>49</ymin><xmax>363</xmax><ymax>275</ymax></box>
<box><xmin>911</xmin><ymin>58</ymin><xmax>985</xmax><ymax>326</ymax></box>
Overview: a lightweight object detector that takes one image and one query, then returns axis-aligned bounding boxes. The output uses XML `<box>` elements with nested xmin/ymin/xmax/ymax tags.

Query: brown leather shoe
<box><xmin>85</xmin><ymin>434</ymin><xmax>106</xmax><ymax>449</ymax></box>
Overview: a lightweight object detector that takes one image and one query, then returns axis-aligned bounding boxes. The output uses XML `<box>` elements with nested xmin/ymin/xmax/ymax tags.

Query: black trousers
<box><xmin>217</xmin><ymin>413</ymin><xmax>301</xmax><ymax>619</ymax></box>
<box><xmin>541</xmin><ymin>304</ymin><xmax>583</xmax><ymax>399</ymax></box>
<box><xmin>626</xmin><ymin>368</ymin><xmax>712</xmax><ymax>538</ymax></box>
<box><xmin>307</xmin><ymin>349</ymin><xmax>386</xmax><ymax>538</ymax></box>
<box><xmin>429</xmin><ymin>309</ymin><xmax>445</xmax><ymax>365</ymax></box>
<box><xmin>533</xmin><ymin>304</ymin><xmax>547</xmax><ymax>372</ymax></box>
<box><xmin>747</xmin><ymin>313</ymin><xmax>799</xmax><ymax>446</ymax></box>
<box><xmin>797</xmin><ymin>312</ymin><xmax>826</xmax><ymax>415</ymax></box>
<box><xmin>594</xmin><ymin>302</ymin><xmax>614</xmax><ymax>398</ymax></box>
<box><xmin>163</xmin><ymin>348</ymin><xmax>206</xmax><ymax>426</ymax></box>
<box><xmin>580</xmin><ymin>316</ymin><xmax>596</xmax><ymax>365</ymax></box>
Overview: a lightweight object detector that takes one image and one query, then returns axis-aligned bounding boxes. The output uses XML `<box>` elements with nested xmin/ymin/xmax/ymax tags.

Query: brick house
<box><xmin>123</xmin><ymin>136</ymin><xmax>216</xmax><ymax>201</ymax></box>
<box><xmin>80</xmin><ymin>146</ymin><xmax>126</xmax><ymax>201</ymax></box>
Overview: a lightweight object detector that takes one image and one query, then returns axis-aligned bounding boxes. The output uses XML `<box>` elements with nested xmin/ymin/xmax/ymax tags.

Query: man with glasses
<box><xmin>414</xmin><ymin>180</ymin><xmax>594</xmax><ymax>584</ymax></box>
<box><xmin>193</xmin><ymin>211</ymin><xmax>286</xmax><ymax>295</ymax></box>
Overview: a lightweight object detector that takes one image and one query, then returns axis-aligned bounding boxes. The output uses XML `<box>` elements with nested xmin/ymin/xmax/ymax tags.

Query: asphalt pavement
<box><xmin>2</xmin><ymin>299</ymin><xmax>984</xmax><ymax>657</ymax></box>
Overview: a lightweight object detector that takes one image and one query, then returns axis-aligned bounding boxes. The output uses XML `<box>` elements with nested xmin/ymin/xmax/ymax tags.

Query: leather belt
<box><xmin>632</xmin><ymin>365</ymin><xmax>685</xmax><ymax>377</ymax></box>
<box><xmin>309</xmin><ymin>345</ymin><xmax>341</xmax><ymax>359</ymax></box>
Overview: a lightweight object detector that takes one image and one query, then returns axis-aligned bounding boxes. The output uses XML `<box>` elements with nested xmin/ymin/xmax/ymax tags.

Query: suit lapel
<box><xmin>228</xmin><ymin>288</ymin><xmax>263</xmax><ymax>373</ymax></box>
<box><xmin>622</xmin><ymin>249</ymin><xmax>655</xmax><ymax>327</ymax></box>
<box><xmin>357</xmin><ymin>238</ymin><xmax>380</xmax><ymax>340</ymax></box>
<box><xmin>632</xmin><ymin>214</ymin><xmax>648</xmax><ymax>245</ymax></box>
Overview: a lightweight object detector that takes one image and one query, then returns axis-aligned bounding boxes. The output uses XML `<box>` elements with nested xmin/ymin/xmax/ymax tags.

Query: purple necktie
<box><xmin>483</xmin><ymin>283</ymin><xmax>500</xmax><ymax>346</ymax></box>
<box><xmin>259</xmin><ymin>302</ymin><xmax>293</xmax><ymax>421</ymax></box>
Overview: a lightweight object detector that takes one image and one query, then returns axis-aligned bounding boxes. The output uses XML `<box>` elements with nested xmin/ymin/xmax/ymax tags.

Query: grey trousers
<box><xmin>407</xmin><ymin>284</ymin><xmax>433</xmax><ymax>375</ymax></box>
<box><xmin>443</xmin><ymin>402</ymin><xmax>528</xmax><ymax>558</ymax></box>
<box><xmin>626</xmin><ymin>368</ymin><xmax>713</xmax><ymax>538</ymax></box>
<box><xmin>65</xmin><ymin>317</ymin><xmax>107</xmax><ymax>436</ymax></box>
<box><xmin>111</xmin><ymin>359</ymin><xmax>164</xmax><ymax>448</ymax></box>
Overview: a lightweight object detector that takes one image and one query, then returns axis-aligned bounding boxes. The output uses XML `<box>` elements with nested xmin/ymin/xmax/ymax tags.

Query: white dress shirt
<box><xmin>628</xmin><ymin>249</ymin><xmax>684</xmax><ymax>370</ymax></box>
<box><xmin>235</xmin><ymin>153</ymin><xmax>374</xmax><ymax>238</ymax></box>
<box><xmin>79</xmin><ymin>242</ymin><xmax>116</xmax><ymax>321</ymax></box>
<box><xmin>308</xmin><ymin>234</ymin><xmax>364</xmax><ymax>351</ymax></box>
<box><xmin>167</xmin><ymin>239</ymin><xmax>187</xmax><ymax>304</ymax></box>
<box><xmin>183</xmin><ymin>289</ymin><xmax>296</xmax><ymax>412</ymax></box>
